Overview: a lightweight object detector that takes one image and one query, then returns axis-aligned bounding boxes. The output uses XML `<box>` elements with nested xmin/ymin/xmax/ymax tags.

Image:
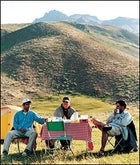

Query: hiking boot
<box><xmin>1</xmin><ymin>151</ymin><xmax>8</xmax><ymax>159</ymax></box>
<box><xmin>22</xmin><ymin>149</ymin><xmax>33</xmax><ymax>157</ymax></box>
<box><xmin>60</xmin><ymin>145</ymin><xmax>69</xmax><ymax>151</ymax></box>
<box><xmin>133</xmin><ymin>148</ymin><xmax>138</xmax><ymax>152</ymax></box>
<box><xmin>22</xmin><ymin>151</ymin><xmax>28</xmax><ymax>157</ymax></box>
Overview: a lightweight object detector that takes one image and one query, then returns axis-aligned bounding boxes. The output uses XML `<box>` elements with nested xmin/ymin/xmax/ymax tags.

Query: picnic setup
<box><xmin>1</xmin><ymin>107</ymin><xmax>94</xmax><ymax>160</ymax></box>
<box><xmin>40</xmin><ymin>114</ymin><xmax>94</xmax><ymax>156</ymax></box>
<box><xmin>0</xmin><ymin>98</ymin><xmax>138</xmax><ymax>164</ymax></box>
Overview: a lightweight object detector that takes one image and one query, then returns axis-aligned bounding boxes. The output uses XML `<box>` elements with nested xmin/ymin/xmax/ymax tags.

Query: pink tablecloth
<box><xmin>40</xmin><ymin>122</ymin><xmax>92</xmax><ymax>142</ymax></box>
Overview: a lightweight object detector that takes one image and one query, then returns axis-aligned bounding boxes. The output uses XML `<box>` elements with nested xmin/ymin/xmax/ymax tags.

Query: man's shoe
<box><xmin>1</xmin><ymin>151</ymin><xmax>8</xmax><ymax>159</ymax></box>
<box><xmin>22</xmin><ymin>149</ymin><xmax>33</xmax><ymax>157</ymax></box>
<box><xmin>22</xmin><ymin>151</ymin><xmax>28</xmax><ymax>157</ymax></box>
<box><xmin>60</xmin><ymin>145</ymin><xmax>69</xmax><ymax>151</ymax></box>
<box><xmin>133</xmin><ymin>148</ymin><xmax>138</xmax><ymax>152</ymax></box>
<box><xmin>102</xmin><ymin>125</ymin><xmax>112</xmax><ymax>131</ymax></box>
<box><xmin>97</xmin><ymin>150</ymin><xmax>105</xmax><ymax>157</ymax></box>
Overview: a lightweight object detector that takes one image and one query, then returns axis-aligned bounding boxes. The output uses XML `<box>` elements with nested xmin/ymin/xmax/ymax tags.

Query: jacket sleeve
<box><xmin>13</xmin><ymin>112</ymin><xmax>21</xmax><ymax>130</ymax></box>
<box><xmin>118</xmin><ymin>112</ymin><xmax>132</xmax><ymax>126</ymax></box>
<box><xmin>106</xmin><ymin>113</ymin><xmax>115</xmax><ymax>124</ymax></box>
<box><xmin>34</xmin><ymin>112</ymin><xmax>46</xmax><ymax>124</ymax></box>
<box><xmin>54</xmin><ymin>107</ymin><xmax>63</xmax><ymax>117</ymax></box>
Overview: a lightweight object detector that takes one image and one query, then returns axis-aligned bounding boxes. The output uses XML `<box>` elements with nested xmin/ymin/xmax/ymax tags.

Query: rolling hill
<box><xmin>1</xmin><ymin>22</ymin><xmax>139</xmax><ymax>105</ymax></box>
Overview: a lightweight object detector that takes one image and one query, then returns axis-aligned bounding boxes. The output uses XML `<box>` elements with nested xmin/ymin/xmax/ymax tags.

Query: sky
<box><xmin>1</xmin><ymin>1</ymin><xmax>139</xmax><ymax>24</ymax></box>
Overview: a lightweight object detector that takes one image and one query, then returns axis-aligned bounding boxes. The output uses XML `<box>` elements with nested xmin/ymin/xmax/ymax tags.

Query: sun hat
<box><xmin>22</xmin><ymin>98</ymin><xmax>31</xmax><ymax>104</ymax></box>
<box><xmin>62</xmin><ymin>97</ymin><xmax>70</xmax><ymax>102</ymax></box>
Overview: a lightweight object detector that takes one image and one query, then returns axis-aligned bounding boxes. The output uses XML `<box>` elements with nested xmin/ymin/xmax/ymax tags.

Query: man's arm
<box><xmin>34</xmin><ymin>112</ymin><xmax>47</xmax><ymax>124</ymax></box>
<box><xmin>13</xmin><ymin>112</ymin><xmax>21</xmax><ymax>130</ymax></box>
<box><xmin>106</xmin><ymin>113</ymin><xmax>115</xmax><ymax>124</ymax></box>
<box><xmin>116</xmin><ymin>112</ymin><xmax>132</xmax><ymax>126</ymax></box>
<box><xmin>53</xmin><ymin>107</ymin><xmax>62</xmax><ymax>117</ymax></box>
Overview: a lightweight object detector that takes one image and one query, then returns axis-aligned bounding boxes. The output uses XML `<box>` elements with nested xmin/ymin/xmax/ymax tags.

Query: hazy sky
<box><xmin>1</xmin><ymin>1</ymin><xmax>139</xmax><ymax>24</ymax></box>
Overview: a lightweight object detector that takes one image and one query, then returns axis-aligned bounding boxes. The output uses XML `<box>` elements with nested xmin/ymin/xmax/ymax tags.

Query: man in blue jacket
<box><xmin>2</xmin><ymin>98</ymin><xmax>47</xmax><ymax>158</ymax></box>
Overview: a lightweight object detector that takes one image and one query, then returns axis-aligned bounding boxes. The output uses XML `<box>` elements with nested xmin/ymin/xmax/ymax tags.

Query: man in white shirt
<box><xmin>92</xmin><ymin>100</ymin><xmax>132</xmax><ymax>156</ymax></box>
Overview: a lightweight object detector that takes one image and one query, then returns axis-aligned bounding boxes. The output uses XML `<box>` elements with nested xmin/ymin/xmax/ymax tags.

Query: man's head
<box><xmin>22</xmin><ymin>98</ymin><xmax>31</xmax><ymax>111</ymax></box>
<box><xmin>115</xmin><ymin>100</ymin><xmax>126</xmax><ymax>113</ymax></box>
<box><xmin>62</xmin><ymin>97</ymin><xmax>70</xmax><ymax>109</ymax></box>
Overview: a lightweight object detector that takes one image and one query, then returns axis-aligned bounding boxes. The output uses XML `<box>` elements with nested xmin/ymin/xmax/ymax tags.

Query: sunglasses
<box><xmin>24</xmin><ymin>103</ymin><xmax>31</xmax><ymax>105</ymax></box>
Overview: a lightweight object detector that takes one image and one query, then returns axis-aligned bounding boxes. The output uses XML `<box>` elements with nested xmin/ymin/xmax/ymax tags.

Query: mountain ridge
<box><xmin>33</xmin><ymin>10</ymin><xmax>139</xmax><ymax>35</ymax></box>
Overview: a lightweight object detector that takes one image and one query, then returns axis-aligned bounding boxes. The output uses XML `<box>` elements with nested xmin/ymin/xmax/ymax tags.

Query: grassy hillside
<box><xmin>1</xmin><ymin>23</ymin><xmax>30</xmax><ymax>34</ymax></box>
<box><xmin>1</xmin><ymin>22</ymin><xmax>139</xmax><ymax>105</ymax></box>
<box><xmin>68</xmin><ymin>22</ymin><xmax>139</xmax><ymax>58</ymax></box>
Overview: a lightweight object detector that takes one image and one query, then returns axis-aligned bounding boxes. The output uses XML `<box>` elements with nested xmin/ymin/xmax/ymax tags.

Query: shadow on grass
<box><xmin>75</xmin><ymin>149</ymin><xmax>127</xmax><ymax>161</ymax></box>
<box><xmin>1</xmin><ymin>149</ymin><xmax>75</xmax><ymax>164</ymax></box>
<box><xmin>1</xmin><ymin>149</ymin><xmax>131</xmax><ymax>164</ymax></box>
<box><xmin>1</xmin><ymin>149</ymin><xmax>50</xmax><ymax>164</ymax></box>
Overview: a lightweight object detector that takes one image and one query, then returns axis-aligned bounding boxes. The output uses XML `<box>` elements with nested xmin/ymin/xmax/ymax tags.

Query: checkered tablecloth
<box><xmin>40</xmin><ymin>122</ymin><xmax>92</xmax><ymax>142</ymax></box>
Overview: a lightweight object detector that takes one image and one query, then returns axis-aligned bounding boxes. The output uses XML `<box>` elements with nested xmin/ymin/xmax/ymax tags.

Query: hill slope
<box><xmin>1</xmin><ymin>22</ymin><xmax>139</xmax><ymax>105</ymax></box>
<box><xmin>66</xmin><ymin>22</ymin><xmax>139</xmax><ymax>58</ymax></box>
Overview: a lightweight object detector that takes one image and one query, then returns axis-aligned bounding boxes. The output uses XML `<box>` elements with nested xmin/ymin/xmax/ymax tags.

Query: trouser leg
<box><xmin>45</xmin><ymin>140</ymin><xmax>55</xmax><ymax>148</ymax></box>
<box><xmin>3</xmin><ymin>130</ymin><xmax>23</xmax><ymax>153</ymax></box>
<box><xmin>24</xmin><ymin>130</ymin><xmax>37</xmax><ymax>151</ymax></box>
<box><xmin>60</xmin><ymin>140</ymin><xmax>70</xmax><ymax>146</ymax></box>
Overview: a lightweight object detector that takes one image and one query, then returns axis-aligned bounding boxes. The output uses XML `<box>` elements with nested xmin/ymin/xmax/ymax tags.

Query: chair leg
<box><xmin>108</xmin><ymin>137</ymin><xmax>115</xmax><ymax>148</ymax></box>
<box><xmin>13</xmin><ymin>137</ymin><xmax>37</xmax><ymax>154</ymax></box>
<box><xmin>65</xmin><ymin>140</ymin><xmax>74</xmax><ymax>157</ymax></box>
<box><xmin>69</xmin><ymin>146</ymin><xmax>74</xmax><ymax>156</ymax></box>
<box><xmin>17</xmin><ymin>140</ymin><xmax>20</xmax><ymax>153</ymax></box>
<box><xmin>110</xmin><ymin>138</ymin><xmax>123</xmax><ymax>154</ymax></box>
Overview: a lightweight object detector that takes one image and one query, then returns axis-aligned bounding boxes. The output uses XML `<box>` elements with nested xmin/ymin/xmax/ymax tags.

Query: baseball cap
<box><xmin>22</xmin><ymin>98</ymin><xmax>31</xmax><ymax>104</ymax></box>
<box><xmin>62</xmin><ymin>97</ymin><xmax>70</xmax><ymax>102</ymax></box>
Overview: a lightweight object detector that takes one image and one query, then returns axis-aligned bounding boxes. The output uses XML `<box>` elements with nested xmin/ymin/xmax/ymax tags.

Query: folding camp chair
<box><xmin>107</xmin><ymin>121</ymin><xmax>137</xmax><ymax>154</ymax></box>
<box><xmin>107</xmin><ymin>135</ymin><xmax>123</xmax><ymax>154</ymax></box>
<box><xmin>46</xmin><ymin>121</ymin><xmax>74</xmax><ymax>158</ymax></box>
<box><xmin>11</xmin><ymin>126</ymin><xmax>37</xmax><ymax>153</ymax></box>
<box><xmin>12</xmin><ymin>137</ymin><xmax>37</xmax><ymax>153</ymax></box>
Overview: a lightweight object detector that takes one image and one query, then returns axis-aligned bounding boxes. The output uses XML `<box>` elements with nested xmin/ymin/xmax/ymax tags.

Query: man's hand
<box><xmin>114</xmin><ymin>109</ymin><xmax>116</xmax><ymax>115</ymax></box>
<box><xmin>114</xmin><ymin>109</ymin><xmax>119</xmax><ymax>115</ymax></box>
<box><xmin>20</xmin><ymin>128</ymin><xmax>26</xmax><ymax>133</ymax></box>
<box><xmin>45</xmin><ymin>118</ymin><xmax>48</xmax><ymax>122</ymax></box>
<box><xmin>63</xmin><ymin>115</ymin><xmax>66</xmax><ymax>120</ymax></box>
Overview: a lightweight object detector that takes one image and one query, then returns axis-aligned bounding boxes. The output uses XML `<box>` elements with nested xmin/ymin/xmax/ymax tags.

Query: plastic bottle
<box><xmin>70</xmin><ymin>112</ymin><xmax>79</xmax><ymax>123</ymax></box>
<box><xmin>74</xmin><ymin>112</ymin><xmax>79</xmax><ymax>123</ymax></box>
